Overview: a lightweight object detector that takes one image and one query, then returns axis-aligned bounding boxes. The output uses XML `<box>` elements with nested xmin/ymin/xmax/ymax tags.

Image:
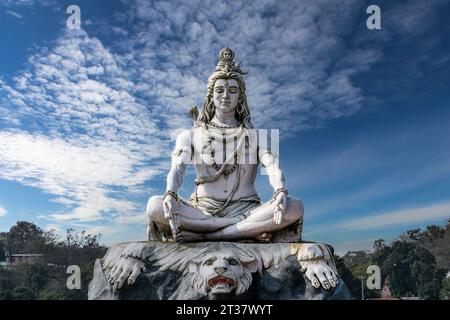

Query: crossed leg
<box><xmin>147</xmin><ymin>195</ymin><xmax>304</xmax><ymax>242</ymax></box>
<box><xmin>146</xmin><ymin>196</ymin><xmax>241</xmax><ymax>240</ymax></box>
<box><xmin>202</xmin><ymin>197</ymin><xmax>304</xmax><ymax>241</ymax></box>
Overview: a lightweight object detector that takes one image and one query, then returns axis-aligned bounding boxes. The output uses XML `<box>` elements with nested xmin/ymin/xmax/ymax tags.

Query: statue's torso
<box><xmin>191</xmin><ymin>126</ymin><xmax>259</xmax><ymax>201</ymax></box>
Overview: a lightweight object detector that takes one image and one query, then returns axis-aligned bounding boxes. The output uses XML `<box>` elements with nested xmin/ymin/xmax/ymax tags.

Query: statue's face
<box><xmin>213</xmin><ymin>79</ymin><xmax>239</xmax><ymax>115</ymax></box>
<box><xmin>222</xmin><ymin>50</ymin><xmax>232</xmax><ymax>61</ymax></box>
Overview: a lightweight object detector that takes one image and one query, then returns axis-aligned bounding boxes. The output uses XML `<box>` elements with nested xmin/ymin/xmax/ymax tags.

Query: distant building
<box><xmin>380</xmin><ymin>281</ymin><xmax>394</xmax><ymax>299</ymax></box>
<box><xmin>367</xmin><ymin>280</ymin><xmax>401</xmax><ymax>300</ymax></box>
<box><xmin>5</xmin><ymin>253</ymin><xmax>45</xmax><ymax>265</ymax></box>
<box><xmin>400</xmin><ymin>296</ymin><xmax>420</xmax><ymax>300</ymax></box>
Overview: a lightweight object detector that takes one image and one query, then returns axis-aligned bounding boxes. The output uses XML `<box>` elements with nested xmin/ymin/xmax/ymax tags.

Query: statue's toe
<box><xmin>255</xmin><ymin>232</ymin><xmax>272</xmax><ymax>243</ymax></box>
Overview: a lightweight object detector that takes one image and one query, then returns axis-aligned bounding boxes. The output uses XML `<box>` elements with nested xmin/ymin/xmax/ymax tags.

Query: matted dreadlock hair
<box><xmin>197</xmin><ymin>48</ymin><xmax>253</xmax><ymax>129</ymax></box>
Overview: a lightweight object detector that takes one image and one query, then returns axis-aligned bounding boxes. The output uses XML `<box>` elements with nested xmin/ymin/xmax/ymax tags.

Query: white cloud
<box><xmin>45</xmin><ymin>223</ymin><xmax>61</xmax><ymax>233</ymax></box>
<box><xmin>0</xmin><ymin>30</ymin><xmax>171</xmax><ymax>224</ymax></box>
<box><xmin>0</xmin><ymin>205</ymin><xmax>6</xmax><ymax>217</ymax></box>
<box><xmin>0</xmin><ymin>131</ymin><xmax>162</xmax><ymax>222</ymax></box>
<box><xmin>336</xmin><ymin>202</ymin><xmax>450</xmax><ymax>231</ymax></box>
<box><xmin>0</xmin><ymin>0</ymin><xmax>51</xmax><ymax>6</ymax></box>
<box><xmin>114</xmin><ymin>213</ymin><xmax>147</xmax><ymax>225</ymax></box>
<box><xmin>5</xmin><ymin>10</ymin><xmax>24</xmax><ymax>19</ymax></box>
<box><xmin>111</xmin><ymin>0</ymin><xmax>378</xmax><ymax>135</ymax></box>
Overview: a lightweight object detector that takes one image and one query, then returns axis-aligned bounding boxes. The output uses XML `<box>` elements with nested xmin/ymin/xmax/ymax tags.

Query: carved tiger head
<box><xmin>188</xmin><ymin>250</ymin><xmax>257</xmax><ymax>297</ymax></box>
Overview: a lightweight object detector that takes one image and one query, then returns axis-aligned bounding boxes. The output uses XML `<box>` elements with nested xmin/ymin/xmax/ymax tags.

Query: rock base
<box><xmin>88</xmin><ymin>241</ymin><xmax>351</xmax><ymax>300</ymax></box>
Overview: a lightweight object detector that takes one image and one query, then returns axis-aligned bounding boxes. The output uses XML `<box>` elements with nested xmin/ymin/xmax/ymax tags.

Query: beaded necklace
<box><xmin>203</xmin><ymin>122</ymin><xmax>244</xmax><ymax>177</ymax></box>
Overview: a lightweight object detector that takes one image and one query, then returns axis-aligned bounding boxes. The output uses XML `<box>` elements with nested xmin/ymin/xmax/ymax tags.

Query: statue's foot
<box><xmin>175</xmin><ymin>230</ymin><xmax>205</xmax><ymax>242</ymax></box>
<box><xmin>255</xmin><ymin>232</ymin><xmax>272</xmax><ymax>243</ymax></box>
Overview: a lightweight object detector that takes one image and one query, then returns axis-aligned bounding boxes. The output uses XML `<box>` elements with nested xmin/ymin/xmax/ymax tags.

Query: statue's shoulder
<box><xmin>175</xmin><ymin>124</ymin><xmax>206</xmax><ymax>145</ymax></box>
<box><xmin>174</xmin><ymin>128</ymin><xmax>194</xmax><ymax>148</ymax></box>
<box><xmin>192</xmin><ymin>122</ymin><xmax>206</xmax><ymax>134</ymax></box>
<box><xmin>177</xmin><ymin>128</ymin><xmax>193</xmax><ymax>137</ymax></box>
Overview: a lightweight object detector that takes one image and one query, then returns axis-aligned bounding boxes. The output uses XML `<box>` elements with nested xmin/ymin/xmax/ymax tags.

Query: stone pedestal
<box><xmin>88</xmin><ymin>241</ymin><xmax>351</xmax><ymax>300</ymax></box>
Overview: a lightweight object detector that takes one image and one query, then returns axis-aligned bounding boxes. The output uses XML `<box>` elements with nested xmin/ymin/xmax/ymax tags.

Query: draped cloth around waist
<box><xmin>187</xmin><ymin>195</ymin><xmax>261</xmax><ymax>219</ymax></box>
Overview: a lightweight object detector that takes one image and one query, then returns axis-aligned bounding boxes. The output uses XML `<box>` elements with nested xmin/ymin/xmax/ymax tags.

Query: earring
<box><xmin>236</xmin><ymin>102</ymin><xmax>244</xmax><ymax>114</ymax></box>
<box><xmin>207</xmin><ymin>101</ymin><xmax>215</xmax><ymax>112</ymax></box>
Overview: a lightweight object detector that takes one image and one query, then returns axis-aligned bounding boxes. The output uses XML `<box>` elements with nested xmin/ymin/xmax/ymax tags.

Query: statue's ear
<box><xmin>243</xmin><ymin>260</ymin><xmax>258</xmax><ymax>273</ymax></box>
<box><xmin>188</xmin><ymin>261</ymin><xmax>200</xmax><ymax>273</ymax></box>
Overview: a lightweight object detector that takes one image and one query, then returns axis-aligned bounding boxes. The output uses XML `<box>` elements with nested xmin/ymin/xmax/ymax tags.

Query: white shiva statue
<box><xmin>146</xmin><ymin>48</ymin><xmax>304</xmax><ymax>243</ymax></box>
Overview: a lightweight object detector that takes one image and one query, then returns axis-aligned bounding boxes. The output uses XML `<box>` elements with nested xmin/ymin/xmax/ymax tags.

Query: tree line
<box><xmin>0</xmin><ymin>221</ymin><xmax>106</xmax><ymax>300</ymax></box>
<box><xmin>335</xmin><ymin>219</ymin><xmax>450</xmax><ymax>300</ymax></box>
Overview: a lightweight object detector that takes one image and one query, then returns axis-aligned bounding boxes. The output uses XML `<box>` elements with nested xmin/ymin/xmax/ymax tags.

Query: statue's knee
<box><xmin>147</xmin><ymin>195</ymin><xmax>163</xmax><ymax>219</ymax></box>
<box><xmin>288</xmin><ymin>198</ymin><xmax>304</xmax><ymax>222</ymax></box>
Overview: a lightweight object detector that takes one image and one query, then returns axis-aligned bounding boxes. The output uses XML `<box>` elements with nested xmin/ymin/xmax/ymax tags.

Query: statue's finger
<box><xmin>172</xmin><ymin>213</ymin><xmax>180</xmax><ymax>228</ymax></box>
<box><xmin>169</xmin><ymin>217</ymin><xmax>179</xmax><ymax>237</ymax></box>
<box><xmin>169</xmin><ymin>219</ymin><xmax>175</xmax><ymax>235</ymax></box>
<box><xmin>276</xmin><ymin>207</ymin><xmax>283</xmax><ymax>224</ymax></box>
<box><xmin>174</xmin><ymin>213</ymin><xmax>180</xmax><ymax>230</ymax></box>
<box><xmin>273</xmin><ymin>210</ymin><xmax>280</xmax><ymax>225</ymax></box>
<box><xmin>164</xmin><ymin>208</ymin><xmax>171</xmax><ymax>219</ymax></box>
<box><xmin>173</xmin><ymin>214</ymin><xmax>179</xmax><ymax>231</ymax></box>
<box><xmin>164</xmin><ymin>203</ymin><xmax>172</xmax><ymax>218</ymax></box>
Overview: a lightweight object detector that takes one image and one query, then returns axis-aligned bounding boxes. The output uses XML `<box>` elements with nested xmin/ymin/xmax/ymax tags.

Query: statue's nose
<box><xmin>215</xmin><ymin>266</ymin><xmax>227</xmax><ymax>274</ymax></box>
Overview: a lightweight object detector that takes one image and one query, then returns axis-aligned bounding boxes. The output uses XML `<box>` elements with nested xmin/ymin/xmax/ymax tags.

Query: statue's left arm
<box><xmin>258</xmin><ymin>149</ymin><xmax>288</xmax><ymax>225</ymax></box>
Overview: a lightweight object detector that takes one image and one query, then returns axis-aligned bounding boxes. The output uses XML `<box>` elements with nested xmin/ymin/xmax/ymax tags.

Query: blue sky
<box><xmin>0</xmin><ymin>0</ymin><xmax>449</xmax><ymax>253</ymax></box>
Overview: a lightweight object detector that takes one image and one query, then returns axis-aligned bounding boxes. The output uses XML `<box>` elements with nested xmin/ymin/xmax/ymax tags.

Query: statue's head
<box><xmin>198</xmin><ymin>48</ymin><xmax>253</xmax><ymax>128</ymax></box>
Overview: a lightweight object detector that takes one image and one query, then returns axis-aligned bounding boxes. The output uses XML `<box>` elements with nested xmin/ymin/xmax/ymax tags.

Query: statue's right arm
<box><xmin>166</xmin><ymin>129</ymin><xmax>193</xmax><ymax>192</ymax></box>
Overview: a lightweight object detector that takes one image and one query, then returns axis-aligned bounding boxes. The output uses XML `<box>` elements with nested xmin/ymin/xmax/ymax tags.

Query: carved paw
<box><xmin>104</xmin><ymin>256</ymin><xmax>146</xmax><ymax>291</ymax></box>
<box><xmin>301</xmin><ymin>259</ymin><xmax>339</xmax><ymax>290</ymax></box>
<box><xmin>292</xmin><ymin>243</ymin><xmax>325</xmax><ymax>261</ymax></box>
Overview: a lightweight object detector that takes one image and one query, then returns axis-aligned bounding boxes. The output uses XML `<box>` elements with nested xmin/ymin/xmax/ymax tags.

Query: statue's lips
<box><xmin>208</xmin><ymin>276</ymin><xmax>236</xmax><ymax>288</ymax></box>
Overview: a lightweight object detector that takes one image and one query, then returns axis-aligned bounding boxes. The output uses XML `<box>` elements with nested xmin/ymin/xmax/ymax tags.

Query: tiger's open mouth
<box><xmin>207</xmin><ymin>276</ymin><xmax>236</xmax><ymax>291</ymax></box>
